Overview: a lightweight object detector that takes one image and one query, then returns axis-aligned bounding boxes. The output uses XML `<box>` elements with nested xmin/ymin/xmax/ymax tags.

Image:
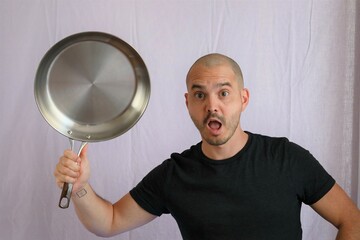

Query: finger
<box><xmin>59</xmin><ymin>156</ymin><xmax>81</xmax><ymax>171</ymax></box>
<box><xmin>63</xmin><ymin>149</ymin><xmax>78</xmax><ymax>161</ymax></box>
<box><xmin>55</xmin><ymin>159</ymin><xmax>80</xmax><ymax>179</ymax></box>
<box><xmin>54</xmin><ymin>168</ymin><xmax>78</xmax><ymax>186</ymax></box>
<box><xmin>56</xmin><ymin>166</ymin><xmax>79</xmax><ymax>179</ymax></box>
<box><xmin>54</xmin><ymin>163</ymin><xmax>78</xmax><ymax>179</ymax></box>
<box><xmin>79</xmin><ymin>144</ymin><xmax>89</xmax><ymax>160</ymax></box>
<box><xmin>56</xmin><ymin>175</ymin><xmax>78</xmax><ymax>186</ymax></box>
<box><xmin>55</xmin><ymin>177</ymin><xmax>77</xmax><ymax>188</ymax></box>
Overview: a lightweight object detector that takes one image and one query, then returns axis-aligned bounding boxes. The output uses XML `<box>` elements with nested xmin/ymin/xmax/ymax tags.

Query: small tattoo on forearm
<box><xmin>76</xmin><ymin>188</ymin><xmax>87</xmax><ymax>198</ymax></box>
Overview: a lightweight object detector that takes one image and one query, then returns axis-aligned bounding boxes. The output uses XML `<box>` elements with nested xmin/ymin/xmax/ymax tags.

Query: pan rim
<box><xmin>34</xmin><ymin>31</ymin><xmax>151</xmax><ymax>142</ymax></box>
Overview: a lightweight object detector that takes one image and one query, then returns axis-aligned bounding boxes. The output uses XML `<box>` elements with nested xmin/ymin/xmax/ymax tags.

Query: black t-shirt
<box><xmin>130</xmin><ymin>132</ymin><xmax>335</xmax><ymax>240</ymax></box>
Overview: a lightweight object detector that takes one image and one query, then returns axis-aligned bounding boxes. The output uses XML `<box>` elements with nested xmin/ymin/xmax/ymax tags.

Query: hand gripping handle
<box><xmin>58</xmin><ymin>139</ymin><xmax>87</xmax><ymax>209</ymax></box>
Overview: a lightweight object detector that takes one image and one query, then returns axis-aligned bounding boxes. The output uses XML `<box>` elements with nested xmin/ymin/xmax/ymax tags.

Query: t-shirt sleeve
<box><xmin>130</xmin><ymin>160</ymin><xmax>170</xmax><ymax>216</ymax></box>
<box><xmin>285</xmin><ymin>141</ymin><xmax>336</xmax><ymax>205</ymax></box>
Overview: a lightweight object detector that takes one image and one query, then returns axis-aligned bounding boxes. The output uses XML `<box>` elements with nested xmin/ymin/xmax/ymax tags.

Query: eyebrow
<box><xmin>190</xmin><ymin>82</ymin><xmax>232</xmax><ymax>90</ymax></box>
<box><xmin>191</xmin><ymin>84</ymin><xmax>204</xmax><ymax>90</ymax></box>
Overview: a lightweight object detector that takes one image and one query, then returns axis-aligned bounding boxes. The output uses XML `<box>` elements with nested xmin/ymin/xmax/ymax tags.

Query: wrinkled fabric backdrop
<box><xmin>0</xmin><ymin>0</ymin><xmax>359</xmax><ymax>239</ymax></box>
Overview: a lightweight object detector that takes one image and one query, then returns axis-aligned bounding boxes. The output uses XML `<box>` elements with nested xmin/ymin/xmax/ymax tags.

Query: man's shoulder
<box><xmin>170</xmin><ymin>142</ymin><xmax>201</xmax><ymax>160</ymax></box>
<box><xmin>247</xmin><ymin>131</ymin><xmax>290</xmax><ymax>147</ymax></box>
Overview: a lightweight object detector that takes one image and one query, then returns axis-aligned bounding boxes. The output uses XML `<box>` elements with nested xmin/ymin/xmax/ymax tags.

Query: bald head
<box><xmin>186</xmin><ymin>53</ymin><xmax>244</xmax><ymax>88</ymax></box>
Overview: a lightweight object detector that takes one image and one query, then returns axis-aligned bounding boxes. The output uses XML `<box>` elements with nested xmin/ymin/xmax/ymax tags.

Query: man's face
<box><xmin>185</xmin><ymin>63</ymin><xmax>247</xmax><ymax>146</ymax></box>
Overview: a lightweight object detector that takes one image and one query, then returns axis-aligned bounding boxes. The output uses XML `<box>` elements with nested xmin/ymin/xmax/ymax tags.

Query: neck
<box><xmin>201</xmin><ymin>129</ymin><xmax>248</xmax><ymax>160</ymax></box>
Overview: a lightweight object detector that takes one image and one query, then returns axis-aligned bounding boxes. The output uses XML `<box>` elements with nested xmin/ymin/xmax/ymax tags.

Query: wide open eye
<box><xmin>194</xmin><ymin>92</ymin><xmax>205</xmax><ymax>99</ymax></box>
<box><xmin>220</xmin><ymin>90</ymin><xmax>229</xmax><ymax>97</ymax></box>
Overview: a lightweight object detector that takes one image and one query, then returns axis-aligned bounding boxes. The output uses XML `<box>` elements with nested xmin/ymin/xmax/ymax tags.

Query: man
<box><xmin>54</xmin><ymin>53</ymin><xmax>360</xmax><ymax>239</ymax></box>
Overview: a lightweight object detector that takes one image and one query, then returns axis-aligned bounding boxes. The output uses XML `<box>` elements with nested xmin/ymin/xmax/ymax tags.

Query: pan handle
<box><xmin>59</xmin><ymin>139</ymin><xmax>88</xmax><ymax>209</ymax></box>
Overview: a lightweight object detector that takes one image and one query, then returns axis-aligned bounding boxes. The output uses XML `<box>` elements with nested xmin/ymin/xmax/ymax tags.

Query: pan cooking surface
<box><xmin>34</xmin><ymin>32</ymin><xmax>150</xmax><ymax>142</ymax></box>
<box><xmin>48</xmin><ymin>41</ymin><xmax>136</xmax><ymax>125</ymax></box>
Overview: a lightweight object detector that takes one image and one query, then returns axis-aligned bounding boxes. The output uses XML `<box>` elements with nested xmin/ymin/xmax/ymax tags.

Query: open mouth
<box><xmin>208</xmin><ymin>120</ymin><xmax>222</xmax><ymax>130</ymax></box>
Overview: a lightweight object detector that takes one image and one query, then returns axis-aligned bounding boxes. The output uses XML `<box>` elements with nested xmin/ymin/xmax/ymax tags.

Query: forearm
<box><xmin>336</xmin><ymin>222</ymin><xmax>360</xmax><ymax>240</ymax></box>
<box><xmin>72</xmin><ymin>183</ymin><xmax>114</xmax><ymax>237</ymax></box>
<box><xmin>335</xmin><ymin>208</ymin><xmax>360</xmax><ymax>240</ymax></box>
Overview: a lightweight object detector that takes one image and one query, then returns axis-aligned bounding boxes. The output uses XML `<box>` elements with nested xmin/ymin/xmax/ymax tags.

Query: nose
<box><xmin>206</xmin><ymin>95</ymin><xmax>218</xmax><ymax>113</ymax></box>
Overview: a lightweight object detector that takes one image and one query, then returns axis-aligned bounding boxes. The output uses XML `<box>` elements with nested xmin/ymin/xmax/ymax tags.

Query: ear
<box><xmin>184</xmin><ymin>93</ymin><xmax>189</xmax><ymax>109</ymax></box>
<box><xmin>240</xmin><ymin>88</ymin><xmax>250</xmax><ymax>112</ymax></box>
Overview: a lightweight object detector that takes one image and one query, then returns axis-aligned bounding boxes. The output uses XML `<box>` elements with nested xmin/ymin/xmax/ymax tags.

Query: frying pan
<box><xmin>34</xmin><ymin>32</ymin><xmax>150</xmax><ymax>209</ymax></box>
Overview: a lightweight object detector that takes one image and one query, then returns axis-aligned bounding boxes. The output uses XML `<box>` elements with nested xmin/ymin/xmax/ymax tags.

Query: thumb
<box><xmin>79</xmin><ymin>143</ymin><xmax>89</xmax><ymax>160</ymax></box>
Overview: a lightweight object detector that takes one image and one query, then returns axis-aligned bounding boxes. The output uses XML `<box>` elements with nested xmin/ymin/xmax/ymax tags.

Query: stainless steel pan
<box><xmin>34</xmin><ymin>32</ymin><xmax>150</xmax><ymax>209</ymax></box>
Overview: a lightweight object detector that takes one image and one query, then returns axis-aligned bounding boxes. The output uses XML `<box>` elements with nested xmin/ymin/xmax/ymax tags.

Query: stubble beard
<box><xmin>191</xmin><ymin>112</ymin><xmax>240</xmax><ymax>146</ymax></box>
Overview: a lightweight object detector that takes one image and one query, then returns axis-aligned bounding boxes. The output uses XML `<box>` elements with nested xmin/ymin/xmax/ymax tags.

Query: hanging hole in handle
<box><xmin>59</xmin><ymin>195</ymin><xmax>70</xmax><ymax>208</ymax></box>
<box><xmin>59</xmin><ymin>182</ymin><xmax>73</xmax><ymax>208</ymax></box>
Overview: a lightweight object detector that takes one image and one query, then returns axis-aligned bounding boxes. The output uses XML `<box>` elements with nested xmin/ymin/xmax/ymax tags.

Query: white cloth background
<box><xmin>0</xmin><ymin>0</ymin><xmax>359</xmax><ymax>239</ymax></box>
